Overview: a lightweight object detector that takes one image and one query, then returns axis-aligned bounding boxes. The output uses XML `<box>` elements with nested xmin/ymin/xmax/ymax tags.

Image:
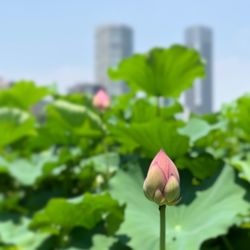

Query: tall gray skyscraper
<box><xmin>184</xmin><ymin>26</ymin><xmax>213</xmax><ymax>114</ymax></box>
<box><xmin>95</xmin><ymin>24</ymin><xmax>133</xmax><ymax>95</ymax></box>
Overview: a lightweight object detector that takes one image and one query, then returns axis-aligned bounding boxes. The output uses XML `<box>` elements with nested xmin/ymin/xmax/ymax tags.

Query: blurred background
<box><xmin>1</xmin><ymin>1</ymin><xmax>250</xmax><ymax>250</ymax></box>
<box><xmin>1</xmin><ymin>0</ymin><xmax>250</xmax><ymax>111</ymax></box>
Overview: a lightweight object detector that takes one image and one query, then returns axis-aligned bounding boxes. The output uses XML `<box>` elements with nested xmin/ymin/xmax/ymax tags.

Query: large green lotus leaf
<box><xmin>0</xmin><ymin>108</ymin><xmax>35</xmax><ymax>147</ymax></box>
<box><xmin>46</xmin><ymin>100</ymin><xmax>105</xmax><ymax>136</ymax></box>
<box><xmin>0</xmin><ymin>81</ymin><xmax>49</xmax><ymax>110</ymax></box>
<box><xmin>48</xmin><ymin>100</ymin><xmax>104</xmax><ymax>128</ymax></box>
<box><xmin>110</xmin><ymin>119</ymin><xmax>189</xmax><ymax>159</ymax></box>
<box><xmin>89</xmin><ymin>234</ymin><xmax>131</xmax><ymax>250</ymax></box>
<box><xmin>130</xmin><ymin>98</ymin><xmax>183</xmax><ymax>123</ymax></box>
<box><xmin>130</xmin><ymin>98</ymin><xmax>157</xmax><ymax>123</ymax></box>
<box><xmin>30</xmin><ymin>193</ymin><xmax>124</xmax><ymax>235</ymax></box>
<box><xmin>79</xmin><ymin>152</ymin><xmax>120</xmax><ymax>173</ymax></box>
<box><xmin>109</xmin><ymin>45</ymin><xmax>205</xmax><ymax>97</ymax></box>
<box><xmin>110</xmin><ymin>166</ymin><xmax>248</xmax><ymax>250</ymax></box>
<box><xmin>0</xmin><ymin>217</ymin><xmax>48</xmax><ymax>250</ymax></box>
<box><xmin>34</xmin><ymin>100</ymin><xmax>106</xmax><ymax>148</ymax></box>
<box><xmin>63</xmin><ymin>237</ymin><xmax>118</xmax><ymax>250</ymax></box>
<box><xmin>178</xmin><ymin>117</ymin><xmax>225</xmax><ymax>143</ymax></box>
<box><xmin>1</xmin><ymin>149</ymin><xmax>58</xmax><ymax>185</ymax></box>
<box><xmin>90</xmin><ymin>235</ymin><xmax>116</xmax><ymax>250</ymax></box>
<box><xmin>178</xmin><ymin>118</ymin><xmax>222</xmax><ymax>144</ymax></box>
<box><xmin>176</xmin><ymin>153</ymin><xmax>223</xmax><ymax>179</ymax></box>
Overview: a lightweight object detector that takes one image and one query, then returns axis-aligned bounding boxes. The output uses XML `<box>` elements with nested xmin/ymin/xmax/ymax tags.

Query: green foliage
<box><xmin>30</xmin><ymin>193</ymin><xmax>124</xmax><ymax>235</ymax></box>
<box><xmin>0</xmin><ymin>81</ymin><xmax>49</xmax><ymax>110</ymax></box>
<box><xmin>0</xmin><ymin>45</ymin><xmax>250</xmax><ymax>249</ymax></box>
<box><xmin>176</xmin><ymin>153</ymin><xmax>223</xmax><ymax>179</ymax></box>
<box><xmin>46</xmin><ymin>100</ymin><xmax>105</xmax><ymax>137</ymax></box>
<box><xmin>90</xmin><ymin>235</ymin><xmax>116</xmax><ymax>250</ymax></box>
<box><xmin>0</xmin><ymin>150</ymin><xmax>58</xmax><ymax>185</ymax></box>
<box><xmin>0</xmin><ymin>217</ymin><xmax>49</xmax><ymax>250</ymax></box>
<box><xmin>111</xmin><ymin>119</ymin><xmax>189</xmax><ymax>158</ymax></box>
<box><xmin>0</xmin><ymin>108</ymin><xmax>35</xmax><ymax>147</ymax></box>
<box><xmin>80</xmin><ymin>152</ymin><xmax>120</xmax><ymax>173</ymax></box>
<box><xmin>109</xmin><ymin>45</ymin><xmax>205</xmax><ymax>97</ymax></box>
<box><xmin>229</xmin><ymin>154</ymin><xmax>250</xmax><ymax>182</ymax></box>
<box><xmin>110</xmin><ymin>166</ymin><xmax>248</xmax><ymax>250</ymax></box>
<box><xmin>222</xmin><ymin>94</ymin><xmax>250</xmax><ymax>141</ymax></box>
<box><xmin>178</xmin><ymin>117</ymin><xmax>222</xmax><ymax>144</ymax></box>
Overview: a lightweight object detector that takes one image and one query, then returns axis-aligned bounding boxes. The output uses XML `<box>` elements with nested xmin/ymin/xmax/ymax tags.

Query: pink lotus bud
<box><xmin>92</xmin><ymin>89</ymin><xmax>110</xmax><ymax>111</ymax></box>
<box><xmin>143</xmin><ymin>149</ymin><xmax>181</xmax><ymax>206</ymax></box>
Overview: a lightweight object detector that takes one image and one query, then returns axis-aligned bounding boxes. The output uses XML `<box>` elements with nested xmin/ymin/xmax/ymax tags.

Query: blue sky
<box><xmin>0</xmin><ymin>0</ymin><xmax>250</xmax><ymax>110</ymax></box>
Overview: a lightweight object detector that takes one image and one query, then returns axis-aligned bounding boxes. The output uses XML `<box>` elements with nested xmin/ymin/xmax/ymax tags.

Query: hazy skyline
<box><xmin>0</xmin><ymin>0</ymin><xmax>250</xmax><ymax>110</ymax></box>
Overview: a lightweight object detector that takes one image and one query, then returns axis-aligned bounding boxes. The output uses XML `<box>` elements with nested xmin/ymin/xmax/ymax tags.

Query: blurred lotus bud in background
<box><xmin>92</xmin><ymin>89</ymin><xmax>110</xmax><ymax>111</ymax></box>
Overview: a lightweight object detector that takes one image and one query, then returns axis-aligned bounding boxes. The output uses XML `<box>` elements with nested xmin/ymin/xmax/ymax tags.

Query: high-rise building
<box><xmin>183</xmin><ymin>26</ymin><xmax>213</xmax><ymax>114</ymax></box>
<box><xmin>95</xmin><ymin>24</ymin><xmax>133</xmax><ymax>95</ymax></box>
<box><xmin>68</xmin><ymin>82</ymin><xmax>101</xmax><ymax>95</ymax></box>
<box><xmin>0</xmin><ymin>77</ymin><xmax>10</xmax><ymax>89</ymax></box>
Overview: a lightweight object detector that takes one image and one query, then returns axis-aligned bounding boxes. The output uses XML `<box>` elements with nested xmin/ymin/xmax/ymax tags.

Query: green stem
<box><xmin>159</xmin><ymin>205</ymin><xmax>166</xmax><ymax>250</ymax></box>
<box><xmin>102</xmin><ymin>119</ymin><xmax>110</xmax><ymax>187</ymax></box>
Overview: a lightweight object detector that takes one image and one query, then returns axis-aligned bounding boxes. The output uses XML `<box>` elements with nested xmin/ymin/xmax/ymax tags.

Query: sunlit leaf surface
<box><xmin>110</xmin><ymin>166</ymin><xmax>248</xmax><ymax>250</ymax></box>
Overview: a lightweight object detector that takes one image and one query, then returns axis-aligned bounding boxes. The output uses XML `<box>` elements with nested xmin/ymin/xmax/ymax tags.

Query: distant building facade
<box><xmin>68</xmin><ymin>82</ymin><xmax>101</xmax><ymax>95</ymax></box>
<box><xmin>0</xmin><ymin>77</ymin><xmax>10</xmax><ymax>89</ymax></box>
<box><xmin>95</xmin><ymin>24</ymin><xmax>133</xmax><ymax>95</ymax></box>
<box><xmin>184</xmin><ymin>26</ymin><xmax>213</xmax><ymax>114</ymax></box>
